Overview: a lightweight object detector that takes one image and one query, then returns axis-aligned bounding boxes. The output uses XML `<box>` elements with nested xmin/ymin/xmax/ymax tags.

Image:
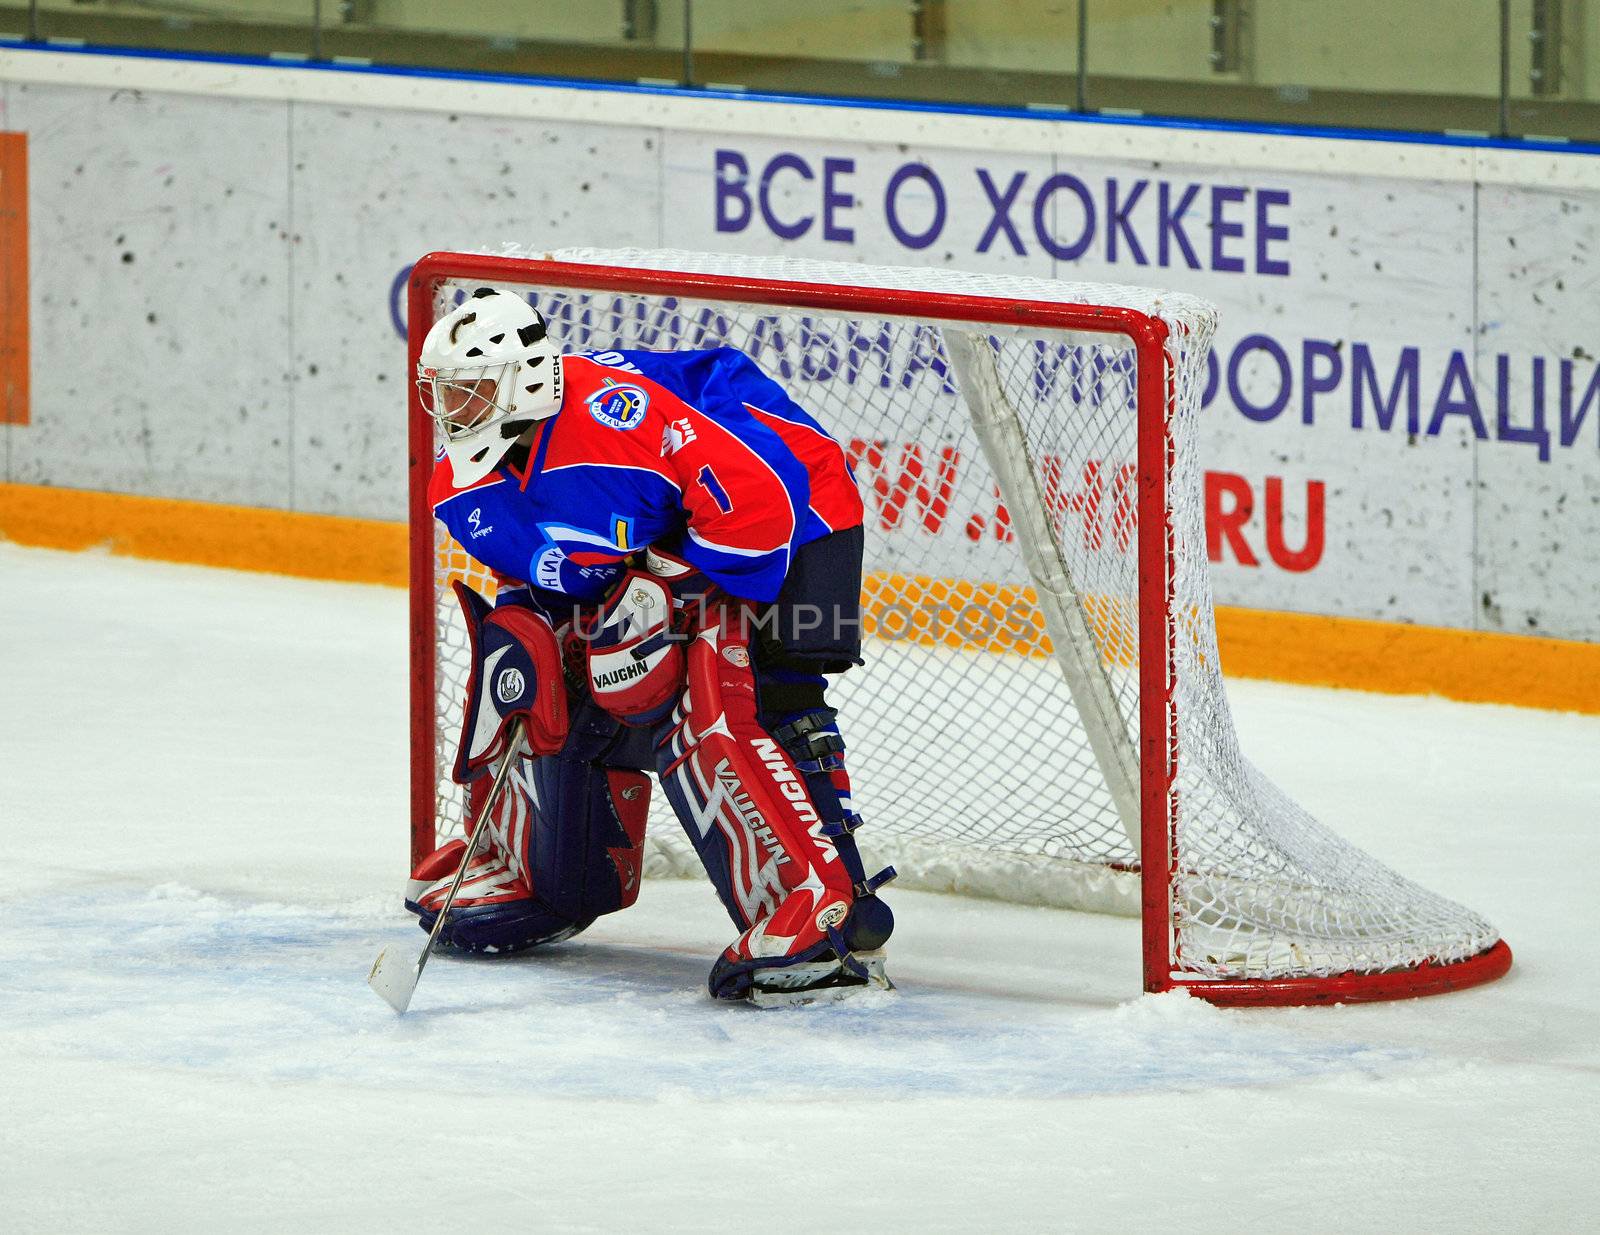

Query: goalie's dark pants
<box><xmin>602</xmin><ymin>520</ymin><xmax>864</xmax><ymax>744</ymax></box>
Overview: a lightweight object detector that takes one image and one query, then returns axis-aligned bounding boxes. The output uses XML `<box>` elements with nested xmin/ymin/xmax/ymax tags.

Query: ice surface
<box><xmin>1</xmin><ymin>543</ymin><xmax>1596</xmax><ymax>1233</ymax></box>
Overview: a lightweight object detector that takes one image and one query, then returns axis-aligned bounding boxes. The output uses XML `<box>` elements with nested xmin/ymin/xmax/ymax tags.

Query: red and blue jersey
<box><xmin>429</xmin><ymin>348</ymin><xmax>865</xmax><ymax>606</ymax></box>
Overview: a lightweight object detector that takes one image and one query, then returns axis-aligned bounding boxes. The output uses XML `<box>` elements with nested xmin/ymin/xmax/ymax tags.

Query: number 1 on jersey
<box><xmin>696</xmin><ymin>465</ymin><xmax>734</xmax><ymax>515</ymax></box>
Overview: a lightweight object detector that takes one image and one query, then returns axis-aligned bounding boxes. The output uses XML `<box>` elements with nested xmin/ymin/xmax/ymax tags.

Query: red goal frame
<box><xmin>405</xmin><ymin>250</ymin><xmax>1512</xmax><ymax>1007</ymax></box>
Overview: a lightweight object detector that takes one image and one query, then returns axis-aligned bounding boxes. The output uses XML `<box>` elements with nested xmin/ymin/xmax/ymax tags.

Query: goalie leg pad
<box><xmin>652</xmin><ymin>603</ymin><xmax>892</xmax><ymax>1001</ymax></box>
<box><xmin>703</xmin><ymin>706</ymin><xmax>896</xmax><ymax>1002</ymax></box>
<box><xmin>524</xmin><ymin>756</ymin><xmax>651</xmax><ymax>925</ymax></box>
<box><xmin>404</xmin><ymin>837</ymin><xmax>585</xmax><ymax>955</ymax></box>
<box><xmin>406</xmin><ymin>731</ymin><xmax>651</xmax><ymax>953</ymax></box>
<box><xmin>764</xmin><ymin>707</ymin><xmax>895</xmax><ymax>952</ymax></box>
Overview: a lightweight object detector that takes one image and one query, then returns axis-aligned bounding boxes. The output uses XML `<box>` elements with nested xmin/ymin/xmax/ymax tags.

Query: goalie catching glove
<box><xmin>583</xmin><ymin>547</ymin><xmax>713</xmax><ymax>727</ymax></box>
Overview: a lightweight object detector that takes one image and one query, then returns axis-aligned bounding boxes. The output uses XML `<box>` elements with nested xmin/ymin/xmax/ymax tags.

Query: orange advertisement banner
<box><xmin>0</xmin><ymin>131</ymin><xmax>28</xmax><ymax>426</ymax></box>
<box><xmin>2</xmin><ymin>481</ymin><xmax>1598</xmax><ymax>716</ymax></box>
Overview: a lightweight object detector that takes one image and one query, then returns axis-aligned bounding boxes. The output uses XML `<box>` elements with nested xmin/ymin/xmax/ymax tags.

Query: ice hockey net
<box><xmin>407</xmin><ymin>247</ymin><xmax>1510</xmax><ymax>1006</ymax></box>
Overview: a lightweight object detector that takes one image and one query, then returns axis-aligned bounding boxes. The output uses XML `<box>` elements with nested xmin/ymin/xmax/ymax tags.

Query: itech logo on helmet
<box><xmin>586</xmin><ymin>383</ymin><xmax>649</xmax><ymax>431</ymax></box>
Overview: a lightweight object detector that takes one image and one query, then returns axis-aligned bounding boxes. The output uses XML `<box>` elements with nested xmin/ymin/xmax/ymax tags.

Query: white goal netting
<box><xmin>416</xmin><ymin>247</ymin><xmax>1502</xmax><ymax>991</ymax></box>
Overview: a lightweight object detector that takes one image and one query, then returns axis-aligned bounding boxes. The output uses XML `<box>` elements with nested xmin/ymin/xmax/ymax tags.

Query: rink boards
<box><xmin>0</xmin><ymin>46</ymin><xmax>1598</xmax><ymax>657</ymax></box>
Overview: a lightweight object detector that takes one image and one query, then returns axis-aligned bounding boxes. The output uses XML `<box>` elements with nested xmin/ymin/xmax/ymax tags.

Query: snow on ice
<box><xmin>1</xmin><ymin>543</ymin><xmax>1595</xmax><ymax>1233</ymax></box>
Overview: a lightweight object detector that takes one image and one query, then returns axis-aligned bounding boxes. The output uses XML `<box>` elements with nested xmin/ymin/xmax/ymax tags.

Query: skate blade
<box><xmin>367</xmin><ymin>946</ymin><xmax>421</xmax><ymax>1014</ymax></box>
<box><xmin>748</xmin><ymin>952</ymin><xmax>894</xmax><ymax>1009</ymax></box>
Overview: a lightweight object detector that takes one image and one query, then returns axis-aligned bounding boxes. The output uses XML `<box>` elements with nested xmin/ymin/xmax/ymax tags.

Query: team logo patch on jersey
<box><xmin>532</xmin><ymin>544</ymin><xmax>570</xmax><ymax>592</ymax></box>
<box><xmin>586</xmin><ymin>383</ymin><xmax>649</xmax><ymax>431</ymax></box>
<box><xmin>531</xmin><ymin>521</ymin><xmax>632</xmax><ymax>595</ymax></box>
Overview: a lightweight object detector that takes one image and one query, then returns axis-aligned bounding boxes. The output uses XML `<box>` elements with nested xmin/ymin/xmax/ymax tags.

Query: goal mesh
<box><xmin>414</xmin><ymin>247</ymin><xmax>1504</xmax><ymax>995</ymax></box>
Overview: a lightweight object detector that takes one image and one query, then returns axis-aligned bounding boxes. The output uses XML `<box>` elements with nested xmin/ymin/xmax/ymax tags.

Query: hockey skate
<box><xmin>707</xmin><ymin>889</ymin><xmax>896</xmax><ymax>1007</ymax></box>
<box><xmin>745</xmin><ymin>950</ymin><xmax>893</xmax><ymax>1008</ymax></box>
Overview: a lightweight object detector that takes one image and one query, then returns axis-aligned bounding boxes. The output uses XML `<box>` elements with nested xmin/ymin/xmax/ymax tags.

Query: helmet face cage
<box><xmin>417</xmin><ymin>291</ymin><xmax>563</xmax><ymax>485</ymax></box>
<box><xmin>417</xmin><ymin>360</ymin><xmax>520</xmax><ymax>443</ymax></box>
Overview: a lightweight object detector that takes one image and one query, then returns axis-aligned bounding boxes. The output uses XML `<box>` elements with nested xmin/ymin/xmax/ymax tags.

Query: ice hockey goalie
<box><xmin>407</xmin><ymin>287</ymin><xmax>895</xmax><ymax>1005</ymax></box>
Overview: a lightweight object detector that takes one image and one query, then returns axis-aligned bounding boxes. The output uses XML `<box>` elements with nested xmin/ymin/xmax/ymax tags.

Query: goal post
<box><xmin>406</xmin><ymin>247</ymin><xmax>1511</xmax><ymax>1006</ymax></box>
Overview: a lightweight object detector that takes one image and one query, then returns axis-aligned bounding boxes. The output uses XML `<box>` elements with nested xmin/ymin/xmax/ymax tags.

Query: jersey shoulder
<box><xmin>559</xmin><ymin>354</ymin><xmax>693</xmax><ymax>425</ymax></box>
<box><xmin>606</xmin><ymin>346</ymin><xmax>753</xmax><ymax>410</ymax></box>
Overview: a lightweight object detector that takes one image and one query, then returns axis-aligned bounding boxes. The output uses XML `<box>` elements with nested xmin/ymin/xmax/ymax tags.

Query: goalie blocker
<box><xmin>408</xmin><ymin>529</ymin><xmax>895</xmax><ymax>1002</ymax></box>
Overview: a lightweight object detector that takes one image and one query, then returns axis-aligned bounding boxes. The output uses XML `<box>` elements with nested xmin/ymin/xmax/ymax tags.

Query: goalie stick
<box><xmin>368</xmin><ymin>719</ymin><xmax>525</xmax><ymax>1014</ymax></box>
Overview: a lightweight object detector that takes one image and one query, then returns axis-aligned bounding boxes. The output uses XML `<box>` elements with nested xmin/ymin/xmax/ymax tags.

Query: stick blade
<box><xmin>367</xmin><ymin>946</ymin><xmax>421</xmax><ymax>1014</ymax></box>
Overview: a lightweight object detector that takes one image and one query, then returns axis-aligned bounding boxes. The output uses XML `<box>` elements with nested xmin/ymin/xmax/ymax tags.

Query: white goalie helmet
<box><xmin>417</xmin><ymin>288</ymin><xmax>564</xmax><ymax>486</ymax></box>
